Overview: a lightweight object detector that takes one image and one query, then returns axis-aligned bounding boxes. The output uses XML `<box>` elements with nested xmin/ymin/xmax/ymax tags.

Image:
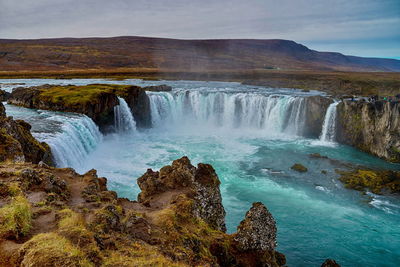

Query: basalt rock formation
<box><xmin>303</xmin><ymin>96</ymin><xmax>333</xmax><ymax>138</ymax></box>
<box><xmin>0</xmin><ymin>102</ymin><xmax>52</xmax><ymax>165</ymax></box>
<box><xmin>7</xmin><ymin>84</ymin><xmax>152</xmax><ymax>131</ymax></box>
<box><xmin>336</xmin><ymin>100</ymin><xmax>400</xmax><ymax>163</ymax></box>
<box><xmin>0</xmin><ymin>157</ymin><xmax>288</xmax><ymax>266</ymax></box>
<box><xmin>116</xmin><ymin>85</ymin><xmax>152</xmax><ymax>128</ymax></box>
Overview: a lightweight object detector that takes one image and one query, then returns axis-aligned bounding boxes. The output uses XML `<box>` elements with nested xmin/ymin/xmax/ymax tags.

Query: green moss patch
<box><xmin>338</xmin><ymin>169</ymin><xmax>400</xmax><ymax>194</ymax></box>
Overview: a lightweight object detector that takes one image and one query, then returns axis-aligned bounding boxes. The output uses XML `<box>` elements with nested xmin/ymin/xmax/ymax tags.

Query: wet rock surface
<box><xmin>337</xmin><ymin>100</ymin><xmax>400</xmax><ymax>163</ymax></box>
<box><xmin>291</xmin><ymin>163</ymin><xmax>308</xmax><ymax>172</ymax></box>
<box><xmin>0</xmin><ymin>102</ymin><xmax>53</xmax><ymax>165</ymax></box>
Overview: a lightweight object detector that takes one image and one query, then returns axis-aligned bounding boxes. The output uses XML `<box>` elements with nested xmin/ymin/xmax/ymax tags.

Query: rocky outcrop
<box><xmin>8</xmin><ymin>85</ymin><xmax>118</xmax><ymax>131</ymax></box>
<box><xmin>336</xmin><ymin>100</ymin><xmax>400</xmax><ymax>163</ymax></box>
<box><xmin>337</xmin><ymin>169</ymin><xmax>400</xmax><ymax>194</ymax></box>
<box><xmin>115</xmin><ymin>85</ymin><xmax>152</xmax><ymax>128</ymax></box>
<box><xmin>0</xmin><ymin>102</ymin><xmax>53</xmax><ymax>165</ymax></box>
<box><xmin>0</xmin><ymin>157</ymin><xmax>289</xmax><ymax>266</ymax></box>
<box><xmin>291</xmin><ymin>163</ymin><xmax>308</xmax><ymax>172</ymax></box>
<box><xmin>303</xmin><ymin>96</ymin><xmax>333</xmax><ymax>138</ymax></box>
<box><xmin>0</xmin><ymin>89</ymin><xmax>10</xmax><ymax>102</ymax></box>
<box><xmin>7</xmin><ymin>84</ymin><xmax>153</xmax><ymax>131</ymax></box>
<box><xmin>321</xmin><ymin>259</ymin><xmax>341</xmax><ymax>267</ymax></box>
<box><xmin>234</xmin><ymin>202</ymin><xmax>277</xmax><ymax>251</ymax></box>
<box><xmin>137</xmin><ymin>156</ymin><xmax>226</xmax><ymax>231</ymax></box>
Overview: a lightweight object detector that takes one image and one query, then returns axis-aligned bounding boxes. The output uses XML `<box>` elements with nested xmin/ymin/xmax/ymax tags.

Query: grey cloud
<box><xmin>0</xmin><ymin>0</ymin><xmax>399</xmax><ymax>57</ymax></box>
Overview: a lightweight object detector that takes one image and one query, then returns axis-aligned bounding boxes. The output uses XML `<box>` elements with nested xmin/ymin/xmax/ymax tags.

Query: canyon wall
<box><xmin>336</xmin><ymin>100</ymin><xmax>400</xmax><ymax>163</ymax></box>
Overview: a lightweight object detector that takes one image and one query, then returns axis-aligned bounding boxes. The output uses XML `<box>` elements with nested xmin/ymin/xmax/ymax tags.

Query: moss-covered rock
<box><xmin>291</xmin><ymin>163</ymin><xmax>308</xmax><ymax>173</ymax></box>
<box><xmin>338</xmin><ymin>169</ymin><xmax>400</xmax><ymax>194</ymax></box>
<box><xmin>8</xmin><ymin>84</ymin><xmax>152</xmax><ymax>131</ymax></box>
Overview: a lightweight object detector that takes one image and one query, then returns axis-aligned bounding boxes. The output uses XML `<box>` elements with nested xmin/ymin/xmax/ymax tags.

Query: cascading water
<box><xmin>319</xmin><ymin>101</ymin><xmax>339</xmax><ymax>142</ymax></box>
<box><xmin>4</xmin><ymin>103</ymin><xmax>102</xmax><ymax>169</ymax></box>
<box><xmin>42</xmin><ymin>115</ymin><xmax>102</xmax><ymax>168</ymax></box>
<box><xmin>148</xmin><ymin>90</ymin><xmax>306</xmax><ymax>136</ymax></box>
<box><xmin>114</xmin><ymin>97</ymin><xmax>137</xmax><ymax>134</ymax></box>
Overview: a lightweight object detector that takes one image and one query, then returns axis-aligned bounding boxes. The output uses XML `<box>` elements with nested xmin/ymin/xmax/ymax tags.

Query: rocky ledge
<box><xmin>0</xmin><ymin>157</ymin><xmax>290</xmax><ymax>266</ymax></box>
<box><xmin>336</xmin><ymin>100</ymin><xmax>400</xmax><ymax>163</ymax></box>
<box><xmin>7</xmin><ymin>84</ymin><xmax>152</xmax><ymax>131</ymax></box>
<box><xmin>0</xmin><ymin>102</ymin><xmax>52</xmax><ymax>165</ymax></box>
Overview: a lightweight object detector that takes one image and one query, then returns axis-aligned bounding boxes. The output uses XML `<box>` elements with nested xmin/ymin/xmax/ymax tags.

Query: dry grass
<box><xmin>0</xmin><ymin>194</ymin><xmax>32</xmax><ymax>239</ymax></box>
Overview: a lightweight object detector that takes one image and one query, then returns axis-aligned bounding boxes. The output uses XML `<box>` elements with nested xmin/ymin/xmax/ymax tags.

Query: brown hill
<box><xmin>0</xmin><ymin>36</ymin><xmax>399</xmax><ymax>72</ymax></box>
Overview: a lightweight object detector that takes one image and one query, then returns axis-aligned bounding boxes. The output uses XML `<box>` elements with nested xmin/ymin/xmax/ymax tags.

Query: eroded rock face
<box><xmin>336</xmin><ymin>100</ymin><xmax>400</xmax><ymax>163</ymax></box>
<box><xmin>234</xmin><ymin>202</ymin><xmax>277</xmax><ymax>251</ymax></box>
<box><xmin>117</xmin><ymin>86</ymin><xmax>152</xmax><ymax>128</ymax></box>
<box><xmin>0</xmin><ymin>102</ymin><xmax>53</xmax><ymax>165</ymax></box>
<box><xmin>137</xmin><ymin>156</ymin><xmax>226</xmax><ymax>231</ymax></box>
<box><xmin>8</xmin><ymin>85</ymin><xmax>119</xmax><ymax>131</ymax></box>
<box><xmin>303</xmin><ymin>96</ymin><xmax>333</xmax><ymax>138</ymax></box>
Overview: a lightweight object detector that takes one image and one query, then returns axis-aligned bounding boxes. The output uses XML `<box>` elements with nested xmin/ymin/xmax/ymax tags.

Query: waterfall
<box><xmin>38</xmin><ymin>115</ymin><xmax>102</xmax><ymax>168</ymax></box>
<box><xmin>114</xmin><ymin>97</ymin><xmax>137</xmax><ymax>134</ymax></box>
<box><xmin>147</xmin><ymin>90</ymin><xmax>307</xmax><ymax>136</ymax></box>
<box><xmin>319</xmin><ymin>101</ymin><xmax>339</xmax><ymax>142</ymax></box>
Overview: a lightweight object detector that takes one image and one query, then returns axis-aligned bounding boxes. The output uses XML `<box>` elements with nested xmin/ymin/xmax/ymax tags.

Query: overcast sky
<box><xmin>0</xmin><ymin>0</ymin><xmax>399</xmax><ymax>58</ymax></box>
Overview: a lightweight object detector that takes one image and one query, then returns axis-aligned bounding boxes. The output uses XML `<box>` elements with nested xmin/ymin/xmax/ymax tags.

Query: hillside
<box><xmin>0</xmin><ymin>36</ymin><xmax>399</xmax><ymax>72</ymax></box>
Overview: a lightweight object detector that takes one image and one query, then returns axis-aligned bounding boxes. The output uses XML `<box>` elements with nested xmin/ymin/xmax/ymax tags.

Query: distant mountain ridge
<box><xmin>0</xmin><ymin>36</ymin><xmax>399</xmax><ymax>72</ymax></box>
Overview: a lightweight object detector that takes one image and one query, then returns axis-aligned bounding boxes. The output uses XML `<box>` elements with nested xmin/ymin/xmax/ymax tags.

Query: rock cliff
<box><xmin>7</xmin><ymin>84</ymin><xmax>153</xmax><ymax>131</ymax></box>
<box><xmin>0</xmin><ymin>157</ymin><xmax>287</xmax><ymax>266</ymax></box>
<box><xmin>0</xmin><ymin>102</ymin><xmax>53</xmax><ymax>165</ymax></box>
<box><xmin>336</xmin><ymin>100</ymin><xmax>400</xmax><ymax>163</ymax></box>
<box><xmin>303</xmin><ymin>96</ymin><xmax>333</xmax><ymax>138</ymax></box>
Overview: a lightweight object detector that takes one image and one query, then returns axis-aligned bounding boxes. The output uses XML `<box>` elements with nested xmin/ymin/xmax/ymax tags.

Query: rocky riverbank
<box><xmin>0</xmin><ymin>156</ymin><xmax>292</xmax><ymax>266</ymax></box>
<box><xmin>337</xmin><ymin>100</ymin><xmax>400</xmax><ymax>163</ymax></box>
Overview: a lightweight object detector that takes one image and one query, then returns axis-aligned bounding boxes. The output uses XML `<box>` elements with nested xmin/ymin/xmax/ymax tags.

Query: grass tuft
<box><xmin>0</xmin><ymin>195</ymin><xmax>32</xmax><ymax>239</ymax></box>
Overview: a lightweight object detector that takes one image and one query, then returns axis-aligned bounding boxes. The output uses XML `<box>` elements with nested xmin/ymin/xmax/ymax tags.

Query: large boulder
<box><xmin>234</xmin><ymin>202</ymin><xmax>277</xmax><ymax>251</ymax></box>
<box><xmin>137</xmin><ymin>156</ymin><xmax>226</xmax><ymax>231</ymax></box>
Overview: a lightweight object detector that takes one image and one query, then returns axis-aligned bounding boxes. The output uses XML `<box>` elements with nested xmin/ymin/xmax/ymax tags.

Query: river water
<box><xmin>2</xmin><ymin>79</ymin><xmax>399</xmax><ymax>266</ymax></box>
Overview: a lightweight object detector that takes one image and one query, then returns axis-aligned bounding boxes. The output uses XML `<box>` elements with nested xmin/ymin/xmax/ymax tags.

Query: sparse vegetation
<box><xmin>17</xmin><ymin>232</ymin><xmax>93</xmax><ymax>267</ymax></box>
<box><xmin>0</xmin><ymin>195</ymin><xmax>32</xmax><ymax>239</ymax></box>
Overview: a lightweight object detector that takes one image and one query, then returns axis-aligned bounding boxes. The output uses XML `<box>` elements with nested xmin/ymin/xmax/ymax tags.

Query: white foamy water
<box><xmin>148</xmin><ymin>90</ymin><xmax>307</xmax><ymax>136</ymax></box>
<box><xmin>320</xmin><ymin>101</ymin><xmax>339</xmax><ymax>143</ymax></box>
<box><xmin>114</xmin><ymin>97</ymin><xmax>137</xmax><ymax>134</ymax></box>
